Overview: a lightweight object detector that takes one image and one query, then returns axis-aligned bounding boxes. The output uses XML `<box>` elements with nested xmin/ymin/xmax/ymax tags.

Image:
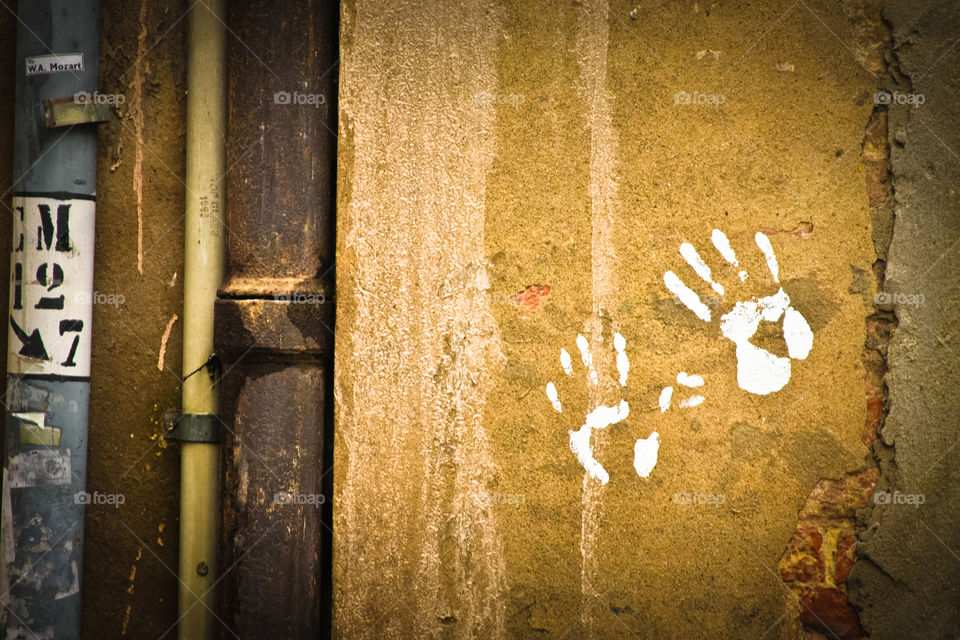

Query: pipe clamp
<box><xmin>166</xmin><ymin>414</ymin><xmax>221</xmax><ymax>443</ymax></box>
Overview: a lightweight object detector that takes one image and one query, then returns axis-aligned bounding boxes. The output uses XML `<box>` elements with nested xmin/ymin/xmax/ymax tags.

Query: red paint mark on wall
<box><xmin>510</xmin><ymin>285</ymin><xmax>550</xmax><ymax>314</ymax></box>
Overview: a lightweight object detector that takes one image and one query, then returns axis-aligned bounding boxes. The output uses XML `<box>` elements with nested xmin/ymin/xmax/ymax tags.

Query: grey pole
<box><xmin>1</xmin><ymin>2</ymin><xmax>101</xmax><ymax>638</ymax></box>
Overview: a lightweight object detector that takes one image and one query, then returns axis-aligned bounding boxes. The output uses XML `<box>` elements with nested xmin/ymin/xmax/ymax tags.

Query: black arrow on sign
<box><xmin>10</xmin><ymin>317</ymin><xmax>49</xmax><ymax>360</ymax></box>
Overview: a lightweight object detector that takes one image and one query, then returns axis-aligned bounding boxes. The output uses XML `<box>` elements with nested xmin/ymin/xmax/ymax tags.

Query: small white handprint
<box><xmin>663</xmin><ymin>229</ymin><xmax>813</xmax><ymax>395</ymax></box>
<box><xmin>545</xmin><ymin>333</ymin><xmax>660</xmax><ymax>483</ymax></box>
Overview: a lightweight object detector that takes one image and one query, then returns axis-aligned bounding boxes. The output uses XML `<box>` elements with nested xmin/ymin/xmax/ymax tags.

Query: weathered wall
<box><xmin>82</xmin><ymin>0</ymin><xmax>187</xmax><ymax>635</ymax></box>
<box><xmin>334</xmin><ymin>0</ymin><xmax>890</xmax><ymax>638</ymax></box>
<box><xmin>0</xmin><ymin>0</ymin><xmax>955</xmax><ymax>638</ymax></box>
<box><xmin>849</xmin><ymin>2</ymin><xmax>960</xmax><ymax>638</ymax></box>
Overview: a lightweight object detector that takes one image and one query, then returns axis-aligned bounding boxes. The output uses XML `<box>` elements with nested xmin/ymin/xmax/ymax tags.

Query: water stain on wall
<box><xmin>334</xmin><ymin>1</ymin><xmax>507</xmax><ymax>637</ymax></box>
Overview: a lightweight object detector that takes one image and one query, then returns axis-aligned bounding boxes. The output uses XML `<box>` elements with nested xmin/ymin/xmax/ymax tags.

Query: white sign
<box><xmin>24</xmin><ymin>53</ymin><xmax>84</xmax><ymax>76</ymax></box>
<box><xmin>8</xmin><ymin>196</ymin><xmax>95</xmax><ymax>377</ymax></box>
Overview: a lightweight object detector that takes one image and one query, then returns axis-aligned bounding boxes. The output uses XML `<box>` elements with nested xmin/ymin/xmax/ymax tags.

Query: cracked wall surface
<box><xmin>849</xmin><ymin>1</ymin><xmax>960</xmax><ymax>638</ymax></box>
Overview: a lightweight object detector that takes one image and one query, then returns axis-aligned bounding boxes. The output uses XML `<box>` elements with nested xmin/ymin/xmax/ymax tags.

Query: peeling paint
<box><xmin>7</xmin><ymin>450</ymin><xmax>72</xmax><ymax>488</ymax></box>
<box><xmin>14</xmin><ymin>413</ymin><xmax>61</xmax><ymax>446</ymax></box>
<box><xmin>54</xmin><ymin>560</ymin><xmax>80</xmax><ymax>599</ymax></box>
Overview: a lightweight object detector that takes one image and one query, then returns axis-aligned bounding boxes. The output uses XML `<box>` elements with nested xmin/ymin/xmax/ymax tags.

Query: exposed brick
<box><xmin>799</xmin><ymin>587</ymin><xmax>863</xmax><ymax>639</ymax></box>
<box><xmin>862</xmin><ymin>396</ymin><xmax>884</xmax><ymax>446</ymax></box>
<box><xmin>783</xmin><ymin>7</ymin><xmax>888</xmax><ymax>639</ymax></box>
<box><xmin>862</xmin><ymin>110</ymin><xmax>890</xmax><ymax>207</ymax></box>
<box><xmin>864</xmin><ymin>166</ymin><xmax>889</xmax><ymax>207</ymax></box>
<box><xmin>863</xmin><ymin>109</ymin><xmax>887</xmax><ymax>155</ymax></box>
<box><xmin>842</xmin><ymin>0</ymin><xmax>889</xmax><ymax>74</ymax></box>
<box><xmin>835</xmin><ymin>533</ymin><xmax>858</xmax><ymax>584</ymax></box>
<box><xmin>780</xmin><ymin>525</ymin><xmax>826</xmax><ymax>584</ymax></box>
<box><xmin>865</xmin><ymin>315</ymin><xmax>894</xmax><ymax>352</ymax></box>
<box><xmin>799</xmin><ymin>469</ymin><xmax>880</xmax><ymax>520</ymax></box>
<box><xmin>861</xmin><ymin>348</ymin><xmax>886</xmax><ymax>397</ymax></box>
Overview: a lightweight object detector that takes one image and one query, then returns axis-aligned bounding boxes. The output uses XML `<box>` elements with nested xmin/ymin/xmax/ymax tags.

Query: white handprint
<box><xmin>663</xmin><ymin>230</ymin><xmax>813</xmax><ymax>395</ymax></box>
<box><xmin>545</xmin><ymin>333</ymin><xmax>660</xmax><ymax>483</ymax></box>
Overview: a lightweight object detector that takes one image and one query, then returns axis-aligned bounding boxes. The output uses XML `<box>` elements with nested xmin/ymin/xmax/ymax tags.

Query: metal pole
<box><xmin>178</xmin><ymin>1</ymin><xmax>226</xmax><ymax>638</ymax></box>
<box><xmin>1</xmin><ymin>2</ymin><xmax>101</xmax><ymax>638</ymax></box>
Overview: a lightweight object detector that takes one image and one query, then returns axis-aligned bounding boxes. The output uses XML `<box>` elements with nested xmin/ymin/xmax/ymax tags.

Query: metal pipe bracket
<box><xmin>165</xmin><ymin>413</ymin><xmax>221</xmax><ymax>443</ymax></box>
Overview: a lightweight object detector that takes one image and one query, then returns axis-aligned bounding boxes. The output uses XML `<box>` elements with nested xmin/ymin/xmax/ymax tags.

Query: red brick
<box><xmin>835</xmin><ymin>533</ymin><xmax>858</xmax><ymax>584</ymax></box>
<box><xmin>862</xmin><ymin>396</ymin><xmax>884</xmax><ymax>446</ymax></box>
<box><xmin>780</xmin><ymin>525</ymin><xmax>826</xmax><ymax>585</ymax></box>
<box><xmin>861</xmin><ymin>348</ymin><xmax>886</xmax><ymax>397</ymax></box>
<box><xmin>799</xmin><ymin>469</ymin><xmax>879</xmax><ymax>520</ymax></box>
<box><xmin>799</xmin><ymin>587</ymin><xmax>863</xmax><ymax>639</ymax></box>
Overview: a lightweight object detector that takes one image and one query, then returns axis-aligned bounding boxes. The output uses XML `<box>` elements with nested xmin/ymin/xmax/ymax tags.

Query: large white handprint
<box><xmin>545</xmin><ymin>333</ymin><xmax>660</xmax><ymax>483</ymax></box>
<box><xmin>663</xmin><ymin>229</ymin><xmax>813</xmax><ymax>395</ymax></box>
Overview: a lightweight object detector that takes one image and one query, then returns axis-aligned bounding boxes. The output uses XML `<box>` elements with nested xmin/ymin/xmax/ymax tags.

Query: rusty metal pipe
<box><xmin>215</xmin><ymin>1</ymin><xmax>337</xmax><ymax>636</ymax></box>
